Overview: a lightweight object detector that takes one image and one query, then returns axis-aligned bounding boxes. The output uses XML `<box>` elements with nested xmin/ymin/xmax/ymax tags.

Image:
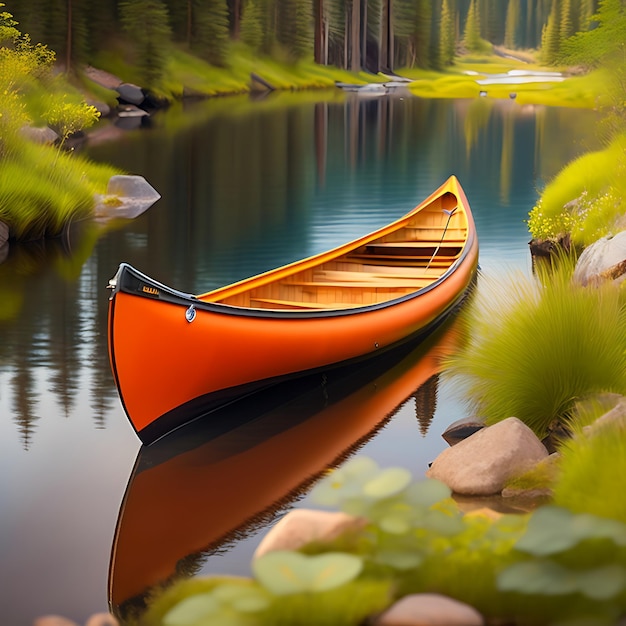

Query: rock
<box><xmin>94</xmin><ymin>175</ymin><xmax>161</xmax><ymax>220</ymax></box>
<box><xmin>86</xmin><ymin>98</ymin><xmax>111</xmax><ymax>118</ymax></box>
<box><xmin>441</xmin><ymin>417</ymin><xmax>485</xmax><ymax>446</ymax></box>
<box><xmin>84</xmin><ymin>65</ymin><xmax>122</xmax><ymax>90</ymax></box>
<box><xmin>426</xmin><ymin>417</ymin><xmax>549</xmax><ymax>496</ymax></box>
<box><xmin>374</xmin><ymin>593</ymin><xmax>484</xmax><ymax>626</ymax></box>
<box><xmin>583</xmin><ymin>396</ymin><xmax>626</xmax><ymax>437</ymax></box>
<box><xmin>253</xmin><ymin>509</ymin><xmax>365</xmax><ymax>560</ymax></box>
<box><xmin>20</xmin><ymin>125</ymin><xmax>59</xmax><ymax>145</ymax></box>
<box><xmin>32</xmin><ymin>617</ymin><xmax>79</xmax><ymax>626</ymax></box>
<box><xmin>85</xmin><ymin>613</ymin><xmax>120</xmax><ymax>626</ymax></box>
<box><xmin>0</xmin><ymin>220</ymin><xmax>8</xmax><ymax>246</ymax></box>
<box><xmin>573</xmin><ymin>231</ymin><xmax>626</xmax><ymax>286</ymax></box>
<box><xmin>116</xmin><ymin>82</ymin><xmax>145</xmax><ymax>105</ymax></box>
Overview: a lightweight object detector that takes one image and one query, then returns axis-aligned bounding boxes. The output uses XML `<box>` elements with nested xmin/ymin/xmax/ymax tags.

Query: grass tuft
<box><xmin>443</xmin><ymin>266</ymin><xmax>626</xmax><ymax>438</ymax></box>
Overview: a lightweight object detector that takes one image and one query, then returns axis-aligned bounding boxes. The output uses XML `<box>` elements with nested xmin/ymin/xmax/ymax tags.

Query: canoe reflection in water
<box><xmin>108</xmin><ymin>321</ymin><xmax>461</xmax><ymax>622</ymax></box>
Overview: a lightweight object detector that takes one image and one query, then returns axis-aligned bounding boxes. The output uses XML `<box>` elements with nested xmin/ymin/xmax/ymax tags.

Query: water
<box><xmin>0</xmin><ymin>90</ymin><xmax>599</xmax><ymax>625</ymax></box>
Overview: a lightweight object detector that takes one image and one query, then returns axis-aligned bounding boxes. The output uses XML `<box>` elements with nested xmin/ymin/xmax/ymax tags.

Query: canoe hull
<box><xmin>107</xmin><ymin>177</ymin><xmax>479</xmax><ymax>443</ymax></box>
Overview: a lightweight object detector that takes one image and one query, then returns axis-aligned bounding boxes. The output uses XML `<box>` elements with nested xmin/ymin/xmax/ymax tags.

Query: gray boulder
<box><xmin>116</xmin><ymin>82</ymin><xmax>145</xmax><ymax>105</ymax></box>
<box><xmin>426</xmin><ymin>417</ymin><xmax>548</xmax><ymax>496</ymax></box>
<box><xmin>20</xmin><ymin>125</ymin><xmax>59</xmax><ymax>145</ymax></box>
<box><xmin>94</xmin><ymin>175</ymin><xmax>161</xmax><ymax>220</ymax></box>
<box><xmin>573</xmin><ymin>231</ymin><xmax>626</xmax><ymax>286</ymax></box>
<box><xmin>0</xmin><ymin>220</ymin><xmax>8</xmax><ymax>246</ymax></box>
<box><xmin>441</xmin><ymin>416</ymin><xmax>485</xmax><ymax>446</ymax></box>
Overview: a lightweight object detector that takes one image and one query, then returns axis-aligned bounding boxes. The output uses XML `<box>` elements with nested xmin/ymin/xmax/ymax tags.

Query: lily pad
<box><xmin>252</xmin><ymin>550</ymin><xmax>363</xmax><ymax>595</ymax></box>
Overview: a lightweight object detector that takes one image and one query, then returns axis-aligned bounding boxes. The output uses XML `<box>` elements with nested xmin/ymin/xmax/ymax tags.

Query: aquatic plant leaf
<box><xmin>575</xmin><ymin>565</ymin><xmax>626</xmax><ymax>600</ymax></box>
<box><xmin>378</xmin><ymin>512</ymin><xmax>412</xmax><ymax>535</ymax></box>
<box><xmin>163</xmin><ymin>592</ymin><xmax>220</xmax><ymax>626</ymax></box>
<box><xmin>252</xmin><ymin>550</ymin><xmax>363</xmax><ymax>595</ymax></box>
<box><xmin>373</xmin><ymin>550</ymin><xmax>423</xmax><ymax>570</ymax></box>
<box><xmin>363</xmin><ymin>467</ymin><xmax>412</xmax><ymax>500</ymax></box>
<box><xmin>517</xmin><ymin>506</ymin><xmax>626</xmax><ymax>556</ymax></box>
<box><xmin>497</xmin><ymin>560</ymin><xmax>578</xmax><ymax>596</ymax></box>
<box><xmin>418</xmin><ymin>509</ymin><xmax>465</xmax><ymax>536</ymax></box>
<box><xmin>404</xmin><ymin>479</ymin><xmax>451</xmax><ymax>507</ymax></box>
<box><xmin>310</xmin><ymin>457</ymin><xmax>379</xmax><ymax>506</ymax></box>
<box><xmin>211</xmin><ymin>584</ymin><xmax>270</xmax><ymax>613</ymax></box>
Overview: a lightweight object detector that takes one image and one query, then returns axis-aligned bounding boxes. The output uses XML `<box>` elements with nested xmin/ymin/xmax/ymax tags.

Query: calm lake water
<box><xmin>0</xmin><ymin>90</ymin><xmax>599</xmax><ymax>625</ymax></box>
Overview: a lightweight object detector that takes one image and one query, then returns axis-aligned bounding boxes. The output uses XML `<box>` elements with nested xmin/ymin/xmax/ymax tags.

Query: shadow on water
<box><xmin>108</xmin><ymin>319</ymin><xmax>459</xmax><ymax>623</ymax></box>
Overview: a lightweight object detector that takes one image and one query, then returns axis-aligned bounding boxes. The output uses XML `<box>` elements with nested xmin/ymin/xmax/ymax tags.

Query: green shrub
<box><xmin>442</xmin><ymin>268</ymin><xmax>626</xmax><ymax>438</ymax></box>
<box><xmin>528</xmin><ymin>134</ymin><xmax>626</xmax><ymax>246</ymax></box>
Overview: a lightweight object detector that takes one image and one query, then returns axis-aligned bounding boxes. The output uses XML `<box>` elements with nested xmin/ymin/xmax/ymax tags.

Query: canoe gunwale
<box><xmin>108</xmin><ymin>227</ymin><xmax>475</xmax><ymax>321</ymax></box>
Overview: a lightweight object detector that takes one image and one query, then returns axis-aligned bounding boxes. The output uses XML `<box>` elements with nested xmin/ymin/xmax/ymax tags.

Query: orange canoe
<box><xmin>108</xmin><ymin>323</ymin><xmax>459</xmax><ymax>619</ymax></box>
<box><xmin>107</xmin><ymin>176</ymin><xmax>478</xmax><ymax>443</ymax></box>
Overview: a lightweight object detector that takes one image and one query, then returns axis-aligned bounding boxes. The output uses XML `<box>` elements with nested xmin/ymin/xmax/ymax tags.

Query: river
<box><xmin>0</xmin><ymin>89</ymin><xmax>599</xmax><ymax>625</ymax></box>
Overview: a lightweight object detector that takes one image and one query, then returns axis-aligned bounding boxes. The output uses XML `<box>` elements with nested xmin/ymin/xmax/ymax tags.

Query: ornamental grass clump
<box><xmin>443</xmin><ymin>267</ymin><xmax>626</xmax><ymax>438</ymax></box>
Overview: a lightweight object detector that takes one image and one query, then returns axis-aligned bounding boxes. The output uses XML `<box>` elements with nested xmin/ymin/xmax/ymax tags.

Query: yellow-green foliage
<box><xmin>504</xmin><ymin>454</ymin><xmax>560</xmax><ymax>493</ymax></box>
<box><xmin>528</xmin><ymin>134</ymin><xmax>626</xmax><ymax>245</ymax></box>
<box><xmin>553</xmin><ymin>424</ymin><xmax>626</xmax><ymax>524</ymax></box>
<box><xmin>0</xmin><ymin>140</ymin><xmax>118</xmax><ymax>239</ymax></box>
<box><xmin>443</xmin><ymin>268</ymin><xmax>626</xmax><ymax>438</ymax></box>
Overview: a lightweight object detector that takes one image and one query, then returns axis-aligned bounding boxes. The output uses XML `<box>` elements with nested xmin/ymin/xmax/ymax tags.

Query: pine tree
<box><xmin>439</xmin><ymin>0</ymin><xmax>456</xmax><ymax>65</ymax></box>
<box><xmin>463</xmin><ymin>0</ymin><xmax>483</xmax><ymax>52</ymax></box>
<box><xmin>191</xmin><ymin>0</ymin><xmax>230</xmax><ymax>66</ymax></box>
<box><xmin>119</xmin><ymin>0</ymin><xmax>172</xmax><ymax>86</ymax></box>
<box><xmin>540</xmin><ymin>0</ymin><xmax>561</xmax><ymax>64</ymax></box>
<box><xmin>276</xmin><ymin>0</ymin><xmax>313</xmax><ymax>61</ymax></box>
<box><xmin>561</xmin><ymin>0</ymin><xmax>575</xmax><ymax>40</ymax></box>
<box><xmin>241</xmin><ymin>0</ymin><xmax>263</xmax><ymax>51</ymax></box>
<box><xmin>504</xmin><ymin>0</ymin><xmax>520</xmax><ymax>48</ymax></box>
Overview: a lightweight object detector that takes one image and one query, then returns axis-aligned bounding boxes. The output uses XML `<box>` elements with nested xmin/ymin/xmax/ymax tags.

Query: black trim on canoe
<box><xmin>108</xmin><ymin>228</ymin><xmax>476</xmax><ymax>320</ymax></box>
<box><xmin>135</xmin><ymin>277</ymin><xmax>476</xmax><ymax>446</ymax></box>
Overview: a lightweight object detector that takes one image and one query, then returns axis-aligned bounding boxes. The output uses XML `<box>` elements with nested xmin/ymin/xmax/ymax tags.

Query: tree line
<box><xmin>7</xmin><ymin>0</ymin><xmax>602</xmax><ymax>86</ymax></box>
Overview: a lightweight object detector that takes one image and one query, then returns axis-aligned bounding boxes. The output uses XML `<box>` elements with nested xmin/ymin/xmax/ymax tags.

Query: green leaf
<box><xmin>373</xmin><ymin>550</ymin><xmax>423</xmax><ymax>570</ymax></box>
<box><xmin>363</xmin><ymin>467</ymin><xmax>412</xmax><ymax>500</ymax></box>
<box><xmin>575</xmin><ymin>565</ymin><xmax>626</xmax><ymax>600</ymax></box>
<box><xmin>497</xmin><ymin>560</ymin><xmax>578</xmax><ymax>596</ymax></box>
<box><xmin>378</xmin><ymin>512</ymin><xmax>412</xmax><ymax>535</ymax></box>
<box><xmin>517</xmin><ymin>506</ymin><xmax>626</xmax><ymax>556</ymax></box>
<box><xmin>211</xmin><ymin>584</ymin><xmax>270</xmax><ymax>613</ymax></box>
<box><xmin>404</xmin><ymin>479</ymin><xmax>452</xmax><ymax>507</ymax></box>
<box><xmin>163</xmin><ymin>593</ymin><xmax>220</xmax><ymax>626</ymax></box>
<box><xmin>252</xmin><ymin>551</ymin><xmax>363</xmax><ymax>595</ymax></box>
<box><xmin>418</xmin><ymin>509</ymin><xmax>465</xmax><ymax>536</ymax></box>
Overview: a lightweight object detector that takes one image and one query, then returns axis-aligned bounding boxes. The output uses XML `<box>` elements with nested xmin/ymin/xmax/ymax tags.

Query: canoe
<box><xmin>107</xmin><ymin>175</ymin><xmax>478</xmax><ymax>444</ymax></box>
<box><xmin>109</xmin><ymin>323</ymin><xmax>458</xmax><ymax>620</ymax></box>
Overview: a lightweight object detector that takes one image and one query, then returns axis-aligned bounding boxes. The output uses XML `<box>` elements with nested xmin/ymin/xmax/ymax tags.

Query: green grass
<box><xmin>0</xmin><ymin>139</ymin><xmax>119</xmax><ymax>240</ymax></box>
<box><xmin>443</xmin><ymin>266</ymin><xmax>626</xmax><ymax>438</ymax></box>
<box><xmin>528</xmin><ymin>133</ymin><xmax>626</xmax><ymax>245</ymax></box>
<box><xmin>553</xmin><ymin>424</ymin><xmax>626</xmax><ymax>524</ymax></box>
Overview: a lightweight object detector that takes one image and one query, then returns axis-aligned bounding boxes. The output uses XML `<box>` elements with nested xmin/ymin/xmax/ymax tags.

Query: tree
<box><xmin>504</xmin><ymin>0</ymin><xmax>520</xmax><ymax>48</ymax></box>
<box><xmin>241</xmin><ymin>0</ymin><xmax>263</xmax><ymax>51</ymax></box>
<box><xmin>191</xmin><ymin>0</ymin><xmax>230</xmax><ymax>66</ymax></box>
<box><xmin>540</xmin><ymin>0</ymin><xmax>561</xmax><ymax>64</ymax></box>
<box><xmin>463</xmin><ymin>0</ymin><xmax>483</xmax><ymax>52</ymax></box>
<box><xmin>119</xmin><ymin>0</ymin><xmax>171</xmax><ymax>86</ymax></box>
<box><xmin>439</xmin><ymin>0</ymin><xmax>456</xmax><ymax>66</ymax></box>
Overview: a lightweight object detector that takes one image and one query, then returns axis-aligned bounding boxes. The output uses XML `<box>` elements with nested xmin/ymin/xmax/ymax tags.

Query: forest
<box><xmin>8</xmin><ymin>0</ymin><xmax>599</xmax><ymax>88</ymax></box>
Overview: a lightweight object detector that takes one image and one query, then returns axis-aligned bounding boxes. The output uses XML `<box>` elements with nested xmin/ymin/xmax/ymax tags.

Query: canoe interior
<box><xmin>198</xmin><ymin>191</ymin><xmax>467</xmax><ymax>311</ymax></box>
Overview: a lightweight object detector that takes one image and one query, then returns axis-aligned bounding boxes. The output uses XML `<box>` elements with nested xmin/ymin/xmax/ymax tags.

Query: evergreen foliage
<box><xmin>190</xmin><ymin>0</ymin><xmax>230</xmax><ymax>66</ymax></box>
<box><xmin>241</xmin><ymin>0</ymin><xmax>264</xmax><ymax>52</ymax></box>
<box><xmin>119</xmin><ymin>0</ymin><xmax>172</xmax><ymax>86</ymax></box>
<box><xmin>439</xmin><ymin>0</ymin><xmax>456</xmax><ymax>65</ymax></box>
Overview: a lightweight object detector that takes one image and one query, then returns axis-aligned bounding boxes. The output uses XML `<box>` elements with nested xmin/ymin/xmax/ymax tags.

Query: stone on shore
<box><xmin>441</xmin><ymin>416</ymin><xmax>485</xmax><ymax>446</ymax></box>
<box><xmin>116</xmin><ymin>82</ymin><xmax>145</xmax><ymax>106</ymax></box>
<box><xmin>94</xmin><ymin>175</ymin><xmax>161</xmax><ymax>220</ymax></box>
<box><xmin>426</xmin><ymin>417</ymin><xmax>548</xmax><ymax>496</ymax></box>
<box><xmin>20</xmin><ymin>125</ymin><xmax>60</xmax><ymax>145</ymax></box>
<box><xmin>253</xmin><ymin>509</ymin><xmax>365</xmax><ymax>559</ymax></box>
<box><xmin>374</xmin><ymin>593</ymin><xmax>484</xmax><ymax>626</ymax></box>
<box><xmin>583</xmin><ymin>395</ymin><xmax>626</xmax><ymax>437</ymax></box>
<box><xmin>84</xmin><ymin>613</ymin><xmax>120</xmax><ymax>626</ymax></box>
<box><xmin>32</xmin><ymin>617</ymin><xmax>79</xmax><ymax>626</ymax></box>
<box><xmin>573</xmin><ymin>231</ymin><xmax>626</xmax><ymax>286</ymax></box>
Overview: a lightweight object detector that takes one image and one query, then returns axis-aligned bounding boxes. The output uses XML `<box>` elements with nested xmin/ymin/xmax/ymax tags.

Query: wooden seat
<box><xmin>249</xmin><ymin>297</ymin><xmax>354</xmax><ymax>310</ymax></box>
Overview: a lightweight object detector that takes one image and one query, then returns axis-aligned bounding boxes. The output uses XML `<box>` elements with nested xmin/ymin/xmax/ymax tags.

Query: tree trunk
<box><xmin>350</xmin><ymin>0</ymin><xmax>361</xmax><ymax>70</ymax></box>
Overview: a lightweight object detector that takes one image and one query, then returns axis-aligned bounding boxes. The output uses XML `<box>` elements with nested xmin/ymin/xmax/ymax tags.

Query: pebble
<box><xmin>375</xmin><ymin>593</ymin><xmax>484</xmax><ymax>626</ymax></box>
